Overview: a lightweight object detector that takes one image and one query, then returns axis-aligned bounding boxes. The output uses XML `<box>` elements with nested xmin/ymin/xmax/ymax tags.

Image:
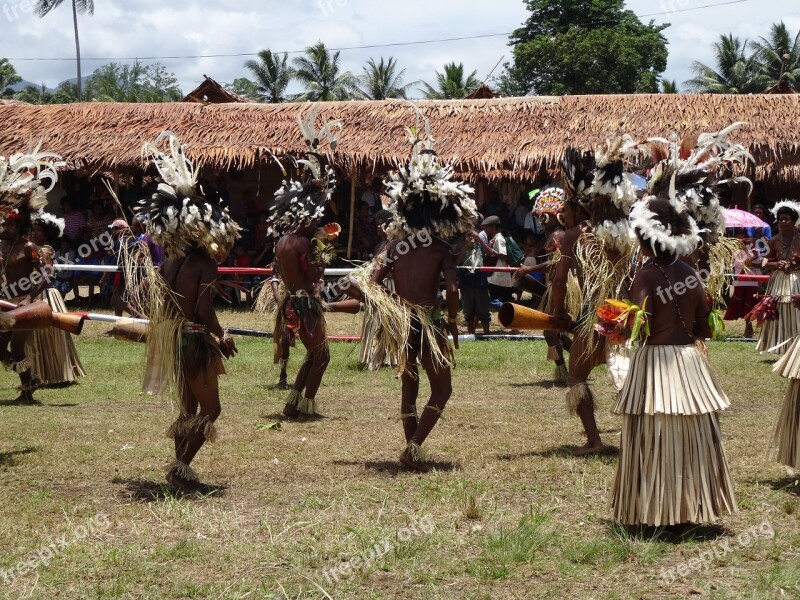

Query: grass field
<box><xmin>1</xmin><ymin>309</ymin><xmax>799</xmax><ymax>599</ymax></box>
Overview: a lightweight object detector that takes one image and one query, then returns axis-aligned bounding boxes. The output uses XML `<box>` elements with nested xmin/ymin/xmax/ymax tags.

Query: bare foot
<box><xmin>283</xmin><ymin>403</ymin><xmax>300</xmax><ymax>418</ymax></box>
<box><xmin>399</xmin><ymin>449</ymin><xmax>431</xmax><ymax>472</ymax></box>
<box><xmin>572</xmin><ymin>441</ymin><xmax>604</xmax><ymax>457</ymax></box>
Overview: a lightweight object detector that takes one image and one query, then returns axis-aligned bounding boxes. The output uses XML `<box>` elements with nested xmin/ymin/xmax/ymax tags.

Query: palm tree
<box><xmin>15</xmin><ymin>84</ymin><xmax>52</xmax><ymax>104</ymax></box>
<box><xmin>35</xmin><ymin>0</ymin><xmax>94</xmax><ymax>100</ymax></box>
<box><xmin>243</xmin><ymin>50</ymin><xmax>295</xmax><ymax>103</ymax></box>
<box><xmin>356</xmin><ymin>57</ymin><xmax>416</xmax><ymax>100</ymax></box>
<box><xmin>660</xmin><ymin>79</ymin><xmax>679</xmax><ymax>93</ymax></box>
<box><xmin>684</xmin><ymin>34</ymin><xmax>764</xmax><ymax>93</ymax></box>
<box><xmin>292</xmin><ymin>42</ymin><xmax>360</xmax><ymax>101</ymax></box>
<box><xmin>750</xmin><ymin>21</ymin><xmax>800</xmax><ymax>91</ymax></box>
<box><xmin>420</xmin><ymin>63</ymin><xmax>480</xmax><ymax>99</ymax></box>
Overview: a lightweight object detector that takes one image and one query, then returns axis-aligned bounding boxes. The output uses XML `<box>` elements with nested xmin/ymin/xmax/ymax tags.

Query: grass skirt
<box><xmin>611</xmin><ymin>344</ymin><xmax>736</xmax><ymax>526</ymax></box>
<box><xmin>756</xmin><ymin>271</ymin><xmax>800</xmax><ymax>354</ymax></box>
<box><xmin>773</xmin><ymin>378</ymin><xmax>800</xmax><ymax>470</ymax></box>
<box><xmin>27</xmin><ymin>288</ymin><xmax>85</xmax><ymax>385</ymax></box>
<box><xmin>359</xmin><ymin>303</ymin><xmax>399</xmax><ymax>370</ymax></box>
<box><xmin>611</xmin><ymin>412</ymin><xmax>738</xmax><ymax>526</ymax></box>
<box><xmin>614</xmin><ymin>344</ymin><xmax>730</xmax><ymax>415</ymax></box>
<box><xmin>773</xmin><ymin>336</ymin><xmax>800</xmax><ymax>469</ymax></box>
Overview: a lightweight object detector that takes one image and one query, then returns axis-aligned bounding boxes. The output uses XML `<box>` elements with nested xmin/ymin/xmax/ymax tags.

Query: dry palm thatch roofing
<box><xmin>182</xmin><ymin>75</ymin><xmax>257</xmax><ymax>104</ymax></box>
<box><xmin>0</xmin><ymin>94</ymin><xmax>798</xmax><ymax>183</ymax></box>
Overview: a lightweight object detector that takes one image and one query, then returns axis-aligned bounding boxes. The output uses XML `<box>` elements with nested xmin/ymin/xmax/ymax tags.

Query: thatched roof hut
<box><xmin>0</xmin><ymin>94</ymin><xmax>798</xmax><ymax>185</ymax></box>
<box><xmin>181</xmin><ymin>75</ymin><xmax>257</xmax><ymax>104</ymax></box>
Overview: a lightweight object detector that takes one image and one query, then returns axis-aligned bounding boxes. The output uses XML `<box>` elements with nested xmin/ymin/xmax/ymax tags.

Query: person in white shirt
<box><xmin>477</xmin><ymin>215</ymin><xmax>513</xmax><ymax>303</ymax></box>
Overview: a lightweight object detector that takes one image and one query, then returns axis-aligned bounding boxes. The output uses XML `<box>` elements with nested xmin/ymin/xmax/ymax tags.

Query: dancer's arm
<box><xmin>197</xmin><ymin>258</ymin><xmax>236</xmax><ymax>357</ymax></box>
<box><xmin>443</xmin><ymin>252</ymin><xmax>460</xmax><ymax>350</ymax></box>
<box><xmin>550</xmin><ymin>228</ymin><xmax>580</xmax><ymax>320</ymax></box>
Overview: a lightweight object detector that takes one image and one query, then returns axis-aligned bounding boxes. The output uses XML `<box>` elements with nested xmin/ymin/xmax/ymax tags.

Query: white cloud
<box><xmin>0</xmin><ymin>0</ymin><xmax>793</xmax><ymax>95</ymax></box>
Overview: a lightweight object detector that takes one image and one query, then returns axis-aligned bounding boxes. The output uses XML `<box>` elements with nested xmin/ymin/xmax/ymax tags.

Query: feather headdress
<box><xmin>771</xmin><ymin>199</ymin><xmax>800</xmax><ymax>220</ymax></box>
<box><xmin>561</xmin><ymin>147</ymin><xmax>595</xmax><ymax>208</ymax></box>
<box><xmin>383</xmin><ymin>102</ymin><xmax>478</xmax><ymax>241</ymax></box>
<box><xmin>629</xmin><ymin>199</ymin><xmax>701</xmax><ymax>258</ymax></box>
<box><xmin>646</xmin><ymin>122</ymin><xmax>753</xmax><ymax>240</ymax></box>
<box><xmin>265</xmin><ymin>108</ymin><xmax>341</xmax><ymax>238</ymax></box>
<box><xmin>0</xmin><ymin>139</ymin><xmax>64</xmax><ymax>225</ymax></box>
<box><xmin>533</xmin><ymin>186</ymin><xmax>566</xmax><ymax>222</ymax></box>
<box><xmin>562</xmin><ymin>135</ymin><xmax>641</xmax><ymax>252</ymax></box>
<box><xmin>31</xmin><ymin>209</ymin><xmax>65</xmax><ymax>244</ymax></box>
<box><xmin>138</xmin><ymin>131</ymin><xmax>241</xmax><ymax>260</ymax></box>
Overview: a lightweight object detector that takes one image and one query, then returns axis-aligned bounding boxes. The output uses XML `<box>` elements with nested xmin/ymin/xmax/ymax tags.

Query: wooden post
<box><xmin>347</xmin><ymin>164</ymin><xmax>359</xmax><ymax>259</ymax></box>
<box><xmin>113</xmin><ymin>166</ymin><xmax>124</xmax><ymax>218</ymax></box>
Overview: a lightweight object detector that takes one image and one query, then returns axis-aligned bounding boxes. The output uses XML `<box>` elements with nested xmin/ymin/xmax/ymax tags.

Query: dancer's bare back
<box><xmin>275</xmin><ymin>234</ymin><xmax>324</xmax><ymax>294</ymax></box>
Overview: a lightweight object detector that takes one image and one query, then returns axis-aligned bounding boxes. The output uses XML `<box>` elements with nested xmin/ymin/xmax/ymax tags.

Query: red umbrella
<box><xmin>722</xmin><ymin>208</ymin><xmax>769</xmax><ymax>229</ymax></box>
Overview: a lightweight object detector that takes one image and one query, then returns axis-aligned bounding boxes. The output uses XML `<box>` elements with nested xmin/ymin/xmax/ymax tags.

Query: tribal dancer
<box><xmin>772</xmin><ymin>293</ymin><xmax>800</xmax><ymax>471</ymax></box>
<box><xmin>550</xmin><ymin>139</ymin><xmax>640</xmax><ymax>455</ymax></box>
<box><xmin>645</xmin><ymin>123</ymin><xmax>752</xmax><ymax>315</ymax></box>
<box><xmin>267</xmin><ymin>263</ymin><xmax>292</xmax><ymax>389</ymax></box>
<box><xmin>28</xmin><ymin>210</ymin><xmax>85</xmax><ymax>385</ymax></box>
<box><xmin>514</xmin><ymin>186</ymin><xmax>571</xmax><ymax>383</ymax></box>
<box><xmin>0</xmin><ymin>145</ymin><xmax>64</xmax><ymax>403</ymax></box>
<box><xmin>137</xmin><ymin>131</ymin><xmax>239</xmax><ymax>492</ymax></box>
<box><xmin>354</xmin><ymin>105</ymin><xmax>477</xmax><ymax>471</ymax></box>
<box><xmin>611</xmin><ymin>196</ymin><xmax>737</xmax><ymax>526</ymax></box>
<box><xmin>754</xmin><ymin>201</ymin><xmax>800</xmax><ymax>354</ymax></box>
<box><xmin>261</xmin><ymin>107</ymin><xmax>341</xmax><ymax>418</ymax></box>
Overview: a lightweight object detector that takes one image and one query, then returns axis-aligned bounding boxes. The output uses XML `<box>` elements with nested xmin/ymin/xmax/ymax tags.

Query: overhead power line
<box><xmin>6</xmin><ymin>0</ymin><xmax>754</xmax><ymax>63</ymax></box>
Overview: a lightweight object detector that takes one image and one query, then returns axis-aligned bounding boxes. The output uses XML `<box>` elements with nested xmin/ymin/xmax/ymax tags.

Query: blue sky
<box><xmin>0</xmin><ymin>0</ymin><xmax>796</xmax><ymax>95</ymax></box>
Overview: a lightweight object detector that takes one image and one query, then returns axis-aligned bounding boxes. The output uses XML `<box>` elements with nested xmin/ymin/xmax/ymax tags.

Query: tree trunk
<box><xmin>72</xmin><ymin>0</ymin><xmax>82</xmax><ymax>100</ymax></box>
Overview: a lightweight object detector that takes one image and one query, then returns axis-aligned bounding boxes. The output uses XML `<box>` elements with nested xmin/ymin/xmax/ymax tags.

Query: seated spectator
<box><xmin>481</xmin><ymin>189</ymin><xmax>508</xmax><ymax>221</ymax></box>
<box><xmin>60</xmin><ymin>196</ymin><xmax>86</xmax><ymax>244</ymax></box>
<box><xmin>353</xmin><ymin>203</ymin><xmax>378</xmax><ymax>260</ymax></box>
<box><xmin>361</xmin><ymin>178</ymin><xmax>384</xmax><ymax>213</ymax></box>
<box><xmin>224</xmin><ymin>242</ymin><xmax>254</xmax><ymax>305</ymax></box>
<box><xmin>132</xmin><ymin>217</ymin><xmax>164</xmax><ymax>266</ymax></box>
<box><xmin>750</xmin><ymin>204</ymin><xmax>773</xmax><ymax>240</ymax></box>
<box><xmin>509</xmin><ymin>191</ymin><xmax>532</xmax><ymax>239</ymax></box>
<box><xmin>52</xmin><ymin>236</ymin><xmax>77</xmax><ymax>299</ymax></box>
<box><xmin>514</xmin><ymin>232</ymin><xmax>546</xmax><ymax>304</ymax></box>
<box><xmin>99</xmin><ymin>219</ymin><xmax>135</xmax><ymax>316</ymax></box>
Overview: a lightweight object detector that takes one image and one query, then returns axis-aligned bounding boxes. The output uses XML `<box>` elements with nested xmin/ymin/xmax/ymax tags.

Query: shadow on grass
<box><xmin>331</xmin><ymin>459</ymin><xmax>459</xmax><ymax>475</ymax></box>
<box><xmin>261</xmin><ymin>412</ymin><xmax>329</xmax><ymax>423</ymax></box>
<box><xmin>605</xmin><ymin>519</ymin><xmax>731</xmax><ymax>544</ymax></box>
<box><xmin>0</xmin><ymin>396</ymin><xmax>77</xmax><ymax>407</ymax></box>
<box><xmin>112</xmin><ymin>477</ymin><xmax>228</xmax><ymax>503</ymax></box>
<box><xmin>766</xmin><ymin>476</ymin><xmax>800</xmax><ymax>496</ymax></box>
<box><xmin>0</xmin><ymin>446</ymin><xmax>37</xmax><ymax>467</ymax></box>
<box><xmin>509</xmin><ymin>381</ymin><xmax>569</xmax><ymax>389</ymax></box>
<box><xmin>498</xmin><ymin>444</ymin><xmax>619</xmax><ymax>461</ymax></box>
